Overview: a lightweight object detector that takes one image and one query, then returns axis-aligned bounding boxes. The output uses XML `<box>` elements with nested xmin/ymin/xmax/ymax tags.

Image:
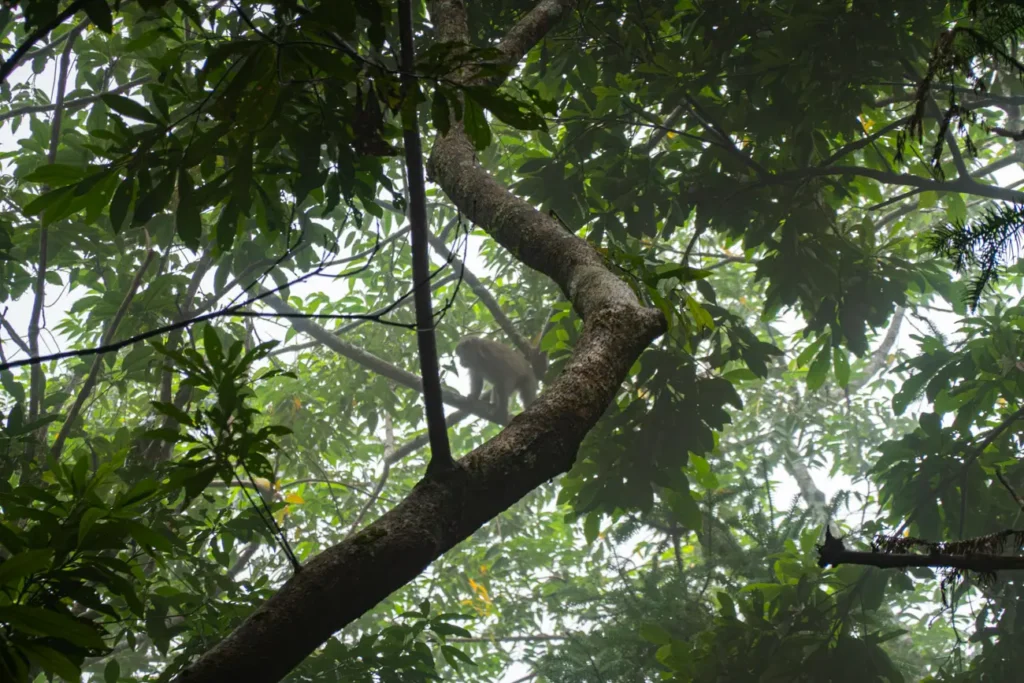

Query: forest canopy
<box><xmin>3</xmin><ymin>0</ymin><xmax>1024</xmax><ymax>682</ymax></box>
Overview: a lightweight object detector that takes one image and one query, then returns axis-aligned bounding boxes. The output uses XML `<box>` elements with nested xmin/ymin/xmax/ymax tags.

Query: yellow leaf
<box><xmin>283</xmin><ymin>492</ymin><xmax>305</xmax><ymax>505</ymax></box>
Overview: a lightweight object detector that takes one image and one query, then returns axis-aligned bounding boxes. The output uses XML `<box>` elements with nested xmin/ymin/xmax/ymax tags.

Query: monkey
<box><xmin>455</xmin><ymin>336</ymin><xmax>538</xmax><ymax>424</ymax></box>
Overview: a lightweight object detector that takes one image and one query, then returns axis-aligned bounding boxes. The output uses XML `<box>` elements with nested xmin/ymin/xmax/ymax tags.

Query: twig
<box><xmin>50</xmin><ymin>234</ymin><xmax>156</xmax><ymax>459</ymax></box>
<box><xmin>897</xmin><ymin>405</ymin><xmax>1024</xmax><ymax>536</ymax></box>
<box><xmin>427</xmin><ymin>232</ymin><xmax>537</xmax><ymax>361</ymax></box>
<box><xmin>26</xmin><ymin>21</ymin><xmax>85</xmax><ymax>462</ymax></box>
<box><xmin>270</xmin><ymin>272</ymin><xmax>459</xmax><ymax>357</ymax></box>
<box><xmin>995</xmin><ymin>466</ymin><xmax>1024</xmax><ymax>513</ymax></box>
<box><xmin>0</xmin><ymin>76</ymin><xmax>151</xmax><ymax>123</ymax></box>
<box><xmin>0</xmin><ymin>0</ymin><xmax>91</xmax><ymax>84</ymax></box>
<box><xmin>345</xmin><ymin>462</ymin><xmax>390</xmax><ymax>537</ymax></box>
<box><xmin>228</xmin><ymin>541</ymin><xmax>260</xmax><ymax>578</ymax></box>
<box><xmin>0</xmin><ymin>234</ymin><xmax>390</xmax><ymax>372</ymax></box>
<box><xmin>0</xmin><ymin>310</ymin><xmax>29</xmax><ymax>354</ymax></box>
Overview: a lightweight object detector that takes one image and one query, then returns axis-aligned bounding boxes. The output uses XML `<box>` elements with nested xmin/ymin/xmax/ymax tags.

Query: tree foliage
<box><xmin>1</xmin><ymin>1</ymin><xmax>1024</xmax><ymax>682</ymax></box>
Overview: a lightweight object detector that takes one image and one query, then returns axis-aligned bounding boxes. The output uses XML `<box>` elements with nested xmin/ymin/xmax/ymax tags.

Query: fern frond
<box><xmin>929</xmin><ymin>202</ymin><xmax>1024</xmax><ymax>309</ymax></box>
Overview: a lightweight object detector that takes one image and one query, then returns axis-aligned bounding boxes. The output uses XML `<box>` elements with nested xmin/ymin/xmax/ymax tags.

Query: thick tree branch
<box><xmin>821</xmin><ymin>547</ymin><xmax>1024</xmax><ymax>571</ymax></box>
<box><xmin>495</xmin><ymin>0</ymin><xmax>576</xmax><ymax>67</ymax></box>
<box><xmin>169</xmin><ymin>2</ymin><xmax>664</xmax><ymax>681</ymax></box>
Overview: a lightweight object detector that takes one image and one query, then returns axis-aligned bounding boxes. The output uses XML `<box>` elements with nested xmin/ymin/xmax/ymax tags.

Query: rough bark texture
<box><xmin>171</xmin><ymin>2</ymin><xmax>666</xmax><ymax>681</ymax></box>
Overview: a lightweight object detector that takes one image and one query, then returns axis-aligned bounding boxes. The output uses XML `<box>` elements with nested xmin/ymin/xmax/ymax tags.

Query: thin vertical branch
<box><xmin>398</xmin><ymin>0</ymin><xmax>452</xmax><ymax>475</ymax></box>
<box><xmin>26</xmin><ymin>21</ymin><xmax>87</xmax><ymax>462</ymax></box>
<box><xmin>138</xmin><ymin>250</ymin><xmax>215</xmax><ymax>466</ymax></box>
<box><xmin>50</xmin><ymin>234</ymin><xmax>157</xmax><ymax>459</ymax></box>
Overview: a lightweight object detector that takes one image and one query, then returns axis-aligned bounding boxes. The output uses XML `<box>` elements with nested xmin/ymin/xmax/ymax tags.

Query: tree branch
<box><xmin>399</xmin><ymin>0</ymin><xmax>453</xmax><ymax>476</ymax></box>
<box><xmin>26</xmin><ymin>20</ymin><xmax>85</xmax><ymax>463</ymax></box>
<box><xmin>779</xmin><ymin>165</ymin><xmax>1024</xmax><ymax>204</ymax></box>
<box><xmin>168</xmin><ymin>1</ymin><xmax>664</xmax><ymax>680</ymax></box>
<box><xmin>257</xmin><ymin>289</ymin><xmax>502</xmax><ymax>422</ymax></box>
<box><xmin>0</xmin><ymin>76</ymin><xmax>151</xmax><ymax>123</ymax></box>
<box><xmin>50</xmin><ymin>239</ymin><xmax>156</xmax><ymax>459</ymax></box>
<box><xmin>0</xmin><ymin>0</ymin><xmax>91</xmax><ymax>84</ymax></box>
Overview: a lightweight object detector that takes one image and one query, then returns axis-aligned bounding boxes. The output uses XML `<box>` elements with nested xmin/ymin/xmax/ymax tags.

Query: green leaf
<box><xmin>23</xmin><ymin>163</ymin><xmax>90</xmax><ymax>186</ymax></box>
<box><xmin>174</xmin><ymin>0</ymin><xmax>203</xmax><ymax>27</ymax></box>
<box><xmin>795</xmin><ymin>335</ymin><xmax>825</xmax><ymax>368</ymax></box>
<box><xmin>0</xmin><ymin>605</ymin><xmax>106</xmax><ymax>649</ymax></box>
<box><xmin>104</xmin><ymin>658</ymin><xmax>121</xmax><ymax>683</ymax></box>
<box><xmin>126</xmin><ymin>521</ymin><xmax>173</xmax><ymax>553</ymax></box>
<box><xmin>150</xmin><ymin>400</ymin><xmax>194</xmax><ymax>427</ymax></box>
<box><xmin>441</xmin><ymin>644</ymin><xmax>474</xmax><ymax>665</ymax></box>
<box><xmin>722</xmin><ymin>368</ymin><xmax>758</xmax><ymax>383</ymax></box>
<box><xmin>430</xmin><ymin>622</ymin><xmax>472</xmax><ymax>638</ymax></box>
<box><xmin>652</xmin><ymin>264</ymin><xmax>713</xmax><ymax>283</ymax></box>
<box><xmin>18</xmin><ymin>641</ymin><xmax>82</xmax><ymax>681</ymax></box>
<box><xmin>216</xmin><ymin>199</ymin><xmax>240</xmax><ymax>251</ymax></box>
<box><xmin>203</xmin><ymin>324</ymin><xmax>224</xmax><ymax>365</ymax></box>
<box><xmin>183</xmin><ymin>122</ymin><xmax>231</xmax><ymax>168</ymax></box>
<box><xmin>716</xmin><ymin>591</ymin><xmax>736</xmax><ymax>618</ymax></box>
<box><xmin>184</xmin><ymin>466</ymin><xmax>218</xmax><ymax>499</ymax></box>
<box><xmin>462</xmin><ymin>96</ymin><xmax>491</xmax><ymax>150</ymax></box>
<box><xmin>22</xmin><ymin>185</ymin><xmax>74</xmax><ymax>220</ymax></box>
<box><xmin>83</xmin><ymin>0</ymin><xmax>113</xmax><ymax>33</ymax></box>
<box><xmin>666</xmin><ymin>489</ymin><xmax>702</xmax><ymax>531</ymax></box>
<box><xmin>231</xmin><ymin>136</ymin><xmax>254</xmax><ymax>214</ymax></box>
<box><xmin>114</xmin><ymin>479</ymin><xmax>160</xmax><ymax>508</ymax></box>
<box><xmin>431</xmin><ymin>89</ymin><xmax>451</xmax><ymax>136</ymax></box>
<box><xmin>109</xmin><ymin>176</ymin><xmax>135</xmax><ymax>233</ymax></box>
<box><xmin>0</xmin><ymin>370</ymin><xmax>25</xmax><ymax>404</ymax></box>
<box><xmin>860</xmin><ymin>568</ymin><xmax>889</xmax><ymax>612</ymax></box>
<box><xmin>640</xmin><ymin>623</ymin><xmax>672</xmax><ymax>645</ymax></box>
<box><xmin>807</xmin><ymin>344</ymin><xmax>832</xmax><ymax>391</ymax></box>
<box><xmin>133</xmin><ymin>170</ymin><xmax>176</xmax><ymax>225</ymax></box>
<box><xmin>0</xmin><ymin>521</ymin><xmax>26</xmax><ymax>554</ymax></box>
<box><xmin>465</xmin><ymin>86</ymin><xmax>545</xmax><ymax>131</ymax></box>
<box><xmin>583</xmin><ymin>511</ymin><xmax>600</xmax><ymax>544</ymax></box>
<box><xmin>77</xmin><ymin>507</ymin><xmax>106</xmax><ymax>547</ymax></box>
<box><xmin>0</xmin><ymin>549</ymin><xmax>53</xmax><ymax>586</ymax></box>
<box><xmin>176</xmin><ymin>166</ymin><xmax>202</xmax><ymax>250</ymax></box>
<box><xmin>833</xmin><ymin>348</ymin><xmax>850</xmax><ymax>388</ymax></box>
<box><xmin>101</xmin><ymin>94</ymin><xmax>161</xmax><ymax>124</ymax></box>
